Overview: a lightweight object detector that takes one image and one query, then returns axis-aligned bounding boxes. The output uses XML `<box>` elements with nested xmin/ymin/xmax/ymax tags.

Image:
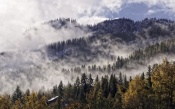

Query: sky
<box><xmin>0</xmin><ymin>0</ymin><xmax>175</xmax><ymax>51</ymax></box>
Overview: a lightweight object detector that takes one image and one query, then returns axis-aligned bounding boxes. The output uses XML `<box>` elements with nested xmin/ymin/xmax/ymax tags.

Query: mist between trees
<box><xmin>1</xmin><ymin>59</ymin><xmax>175</xmax><ymax>109</ymax></box>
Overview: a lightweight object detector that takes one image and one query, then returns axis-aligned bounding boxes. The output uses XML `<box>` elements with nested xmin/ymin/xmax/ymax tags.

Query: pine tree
<box><xmin>141</xmin><ymin>72</ymin><xmax>145</xmax><ymax>80</ymax></box>
<box><xmin>101</xmin><ymin>76</ymin><xmax>109</xmax><ymax>98</ymax></box>
<box><xmin>81</xmin><ymin>73</ymin><xmax>88</xmax><ymax>93</ymax></box>
<box><xmin>58</xmin><ymin>81</ymin><xmax>64</xmax><ymax>98</ymax></box>
<box><xmin>12</xmin><ymin>85</ymin><xmax>22</xmax><ymax>103</ymax></box>
<box><xmin>147</xmin><ymin>65</ymin><xmax>152</xmax><ymax>88</ymax></box>
<box><xmin>123</xmin><ymin>75</ymin><xmax>128</xmax><ymax>88</ymax></box>
<box><xmin>78</xmin><ymin>85</ymin><xmax>86</xmax><ymax>103</ymax></box>
<box><xmin>25</xmin><ymin>89</ymin><xmax>30</xmax><ymax>96</ymax></box>
<box><xmin>87</xmin><ymin>74</ymin><xmax>93</xmax><ymax>92</ymax></box>
<box><xmin>129</xmin><ymin>76</ymin><xmax>132</xmax><ymax>82</ymax></box>
<box><xmin>118</xmin><ymin>72</ymin><xmax>123</xmax><ymax>85</ymax></box>
<box><xmin>73</xmin><ymin>77</ymin><xmax>80</xmax><ymax>99</ymax></box>
<box><xmin>52</xmin><ymin>85</ymin><xmax>58</xmax><ymax>96</ymax></box>
<box><xmin>109</xmin><ymin>74</ymin><xmax>117</xmax><ymax>97</ymax></box>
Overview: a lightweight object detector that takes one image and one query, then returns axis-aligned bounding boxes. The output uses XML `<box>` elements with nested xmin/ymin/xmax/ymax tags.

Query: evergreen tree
<box><xmin>12</xmin><ymin>85</ymin><xmax>22</xmax><ymax>103</ymax></box>
<box><xmin>87</xmin><ymin>74</ymin><xmax>93</xmax><ymax>92</ymax></box>
<box><xmin>147</xmin><ymin>65</ymin><xmax>152</xmax><ymax>88</ymax></box>
<box><xmin>129</xmin><ymin>76</ymin><xmax>132</xmax><ymax>82</ymax></box>
<box><xmin>58</xmin><ymin>81</ymin><xmax>64</xmax><ymax>98</ymax></box>
<box><xmin>52</xmin><ymin>85</ymin><xmax>58</xmax><ymax>96</ymax></box>
<box><xmin>118</xmin><ymin>72</ymin><xmax>123</xmax><ymax>85</ymax></box>
<box><xmin>141</xmin><ymin>72</ymin><xmax>145</xmax><ymax>80</ymax></box>
<box><xmin>101</xmin><ymin>76</ymin><xmax>109</xmax><ymax>98</ymax></box>
<box><xmin>78</xmin><ymin>85</ymin><xmax>86</xmax><ymax>103</ymax></box>
<box><xmin>73</xmin><ymin>77</ymin><xmax>80</xmax><ymax>99</ymax></box>
<box><xmin>109</xmin><ymin>74</ymin><xmax>117</xmax><ymax>97</ymax></box>
<box><xmin>123</xmin><ymin>75</ymin><xmax>128</xmax><ymax>88</ymax></box>
<box><xmin>81</xmin><ymin>73</ymin><xmax>88</xmax><ymax>93</ymax></box>
<box><xmin>25</xmin><ymin>89</ymin><xmax>30</xmax><ymax>96</ymax></box>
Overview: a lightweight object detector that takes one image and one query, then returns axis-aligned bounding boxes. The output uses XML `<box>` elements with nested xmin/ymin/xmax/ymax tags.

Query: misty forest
<box><xmin>1</xmin><ymin>17</ymin><xmax>175</xmax><ymax>109</ymax></box>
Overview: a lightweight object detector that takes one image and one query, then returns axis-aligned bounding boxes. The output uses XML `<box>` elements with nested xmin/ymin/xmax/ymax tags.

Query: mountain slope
<box><xmin>60</xmin><ymin>37</ymin><xmax>175</xmax><ymax>79</ymax></box>
<box><xmin>46</xmin><ymin>18</ymin><xmax>175</xmax><ymax>66</ymax></box>
<box><xmin>1</xmin><ymin>18</ymin><xmax>175</xmax><ymax>93</ymax></box>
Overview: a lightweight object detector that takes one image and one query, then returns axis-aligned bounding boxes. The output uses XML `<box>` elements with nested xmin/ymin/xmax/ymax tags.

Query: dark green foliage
<box><xmin>101</xmin><ymin>76</ymin><xmax>109</xmax><ymax>98</ymax></box>
<box><xmin>58</xmin><ymin>81</ymin><xmax>64</xmax><ymax>98</ymax></box>
<box><xmin>123</xmin><ymin>75</ymin><xmax>128</xmax><ymax>88</ymax></box>
<box><xmin>25</xmin><ymin>89</ymin><xmax>30</xmax><ymax>96</ymax></box>
<box><xmin>52</xmin><ymin>85</ymin><xmax>58</xmax><ymax>96</ymax></box>
<box><xmin>87</xmin><ymin>74</ymin><xmax>93</xmax><ymax>92</ymax></box>
<box><xmin>12</xmin><ymin>85</ymin><xmax>22</xmax><ymax>103</ymax></box>
<box><xmin>147</xmin><ymin>65</ymin><xmax>152</xmax><ymax>88</ymax></box>
<box><xmin>73</xmin><ymin>77</ymin><xmax>80</xmax><ymax>99</ymax></box>
<box><xmin>118</xmin><ymin>72</ymin><xmax>123</xmax><ymax>85</ymax></box>
<box><xmin>78</xmin><ymin>85</ymin><xmax>86</xmax><ymax>102</ymax></box>
<box><xmin>109</xmin><ymin>74</ymin><xmax>117</xmax><ymax>97</ymax></box>
<box><xmin>141</xmin><ymin>72</ymin><xmax>145</xmax><ymax>80</ymax></box>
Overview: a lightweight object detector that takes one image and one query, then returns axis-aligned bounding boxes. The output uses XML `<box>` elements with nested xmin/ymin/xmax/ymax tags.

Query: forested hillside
<box><xmin>47</xmin><ymin>18</ymin><xmax>175</xmax><ymax>65</ymax></box>
<box><xmin>2</xmin><ymin>0</ymin><xmax>175</xmax><ymax>108</ymax></box>
<box><xmin>59</xmin><ymin>37</ymin><xmax>175</xmax><ymax>79</ymax></box>
<box><xmin>1</xmin><ymin>59</ymin><xmax>175</xmax><ymax>109</ymax></box>
<box><xmin>1</xmin><ymin>18</ymin><xmax>175</xmax><ymax>109</ymax></box>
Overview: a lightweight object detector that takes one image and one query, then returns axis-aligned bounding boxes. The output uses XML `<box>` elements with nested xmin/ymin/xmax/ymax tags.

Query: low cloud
<box><xmin>1</xmin><ymin>0</ymin><xmax>175</xmax><ymax>51</ymax></box>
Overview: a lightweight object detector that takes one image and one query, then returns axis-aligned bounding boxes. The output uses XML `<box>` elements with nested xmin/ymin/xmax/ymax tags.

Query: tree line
<box><xmin>61</xmin><ymin>37</ymin><xmax>175</xmax><ymax>77</ymax></box>
<box><xmin>47</xmin><ymin>18</ymin><xmax>175</xmax><ymax>63</ymax></box>
<box><xmin>1</xmin><ymin>59</ymin><xmax>175</xmax><ymax>109</ymax></box>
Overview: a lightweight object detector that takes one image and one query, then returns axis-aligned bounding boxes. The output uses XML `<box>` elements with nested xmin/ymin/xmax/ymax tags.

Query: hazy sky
<box><xmin>0</xmin><ymin>0</ymin><xmax>175</xmax><ymax>51</ymax></box>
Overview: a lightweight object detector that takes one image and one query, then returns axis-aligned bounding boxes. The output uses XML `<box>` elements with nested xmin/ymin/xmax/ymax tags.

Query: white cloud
<box><xmin>147</xmin><ymin>10</ymin><xmax>156</xmax><ymax>15</ymax></box>
<box><xmin>78</xmin><ymin>16</ymin><xmax>109</xmax><ymax>25</ymax></box>
<box><xmin>101</xmin><ymin>0</ymin><xmax>122</xmax><ymax>11</ymax></box>
<box><xmin>0</xmin><ymin>0</ymin><xmax>121</xmax><ymax>51</ymax></box>
<box><xmin>0</xmin><ymin>0</ymin><xmax>175</xmax><ymax>51</ymax></box>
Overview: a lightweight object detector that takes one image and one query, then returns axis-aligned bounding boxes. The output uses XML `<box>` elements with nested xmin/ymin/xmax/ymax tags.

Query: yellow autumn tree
<box><xmin>23</xmin><ymin>92</ymin><xmax>39</xmax><ymax>109</ymax></box>
<box><xmin>36</xmin><ymin>96</ymin><xmax>48</xmax><ymax>109</ymax></box>
<box><xmin>22</xmin><ymin>92</ymin><xmax>49</xmax><ymax>109</ymax></box>
<box><xmin>151</xmin><ymin>59</ymin><xmax>175</xmax><ymax>108</ymax></box>
<box><xmin>11</xmin><ymin>99</ymin><xmax>24</xmax><ymax>109</ymax></box>
<box><xmin>122</xmin><ymin>75</ymin><xmax>151</xmax><ymax>109</ymax></box>
<box><xmin>0</xmin><ymin>94</ymin><xmax>11</xmax><ymax>109</ymax></box>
